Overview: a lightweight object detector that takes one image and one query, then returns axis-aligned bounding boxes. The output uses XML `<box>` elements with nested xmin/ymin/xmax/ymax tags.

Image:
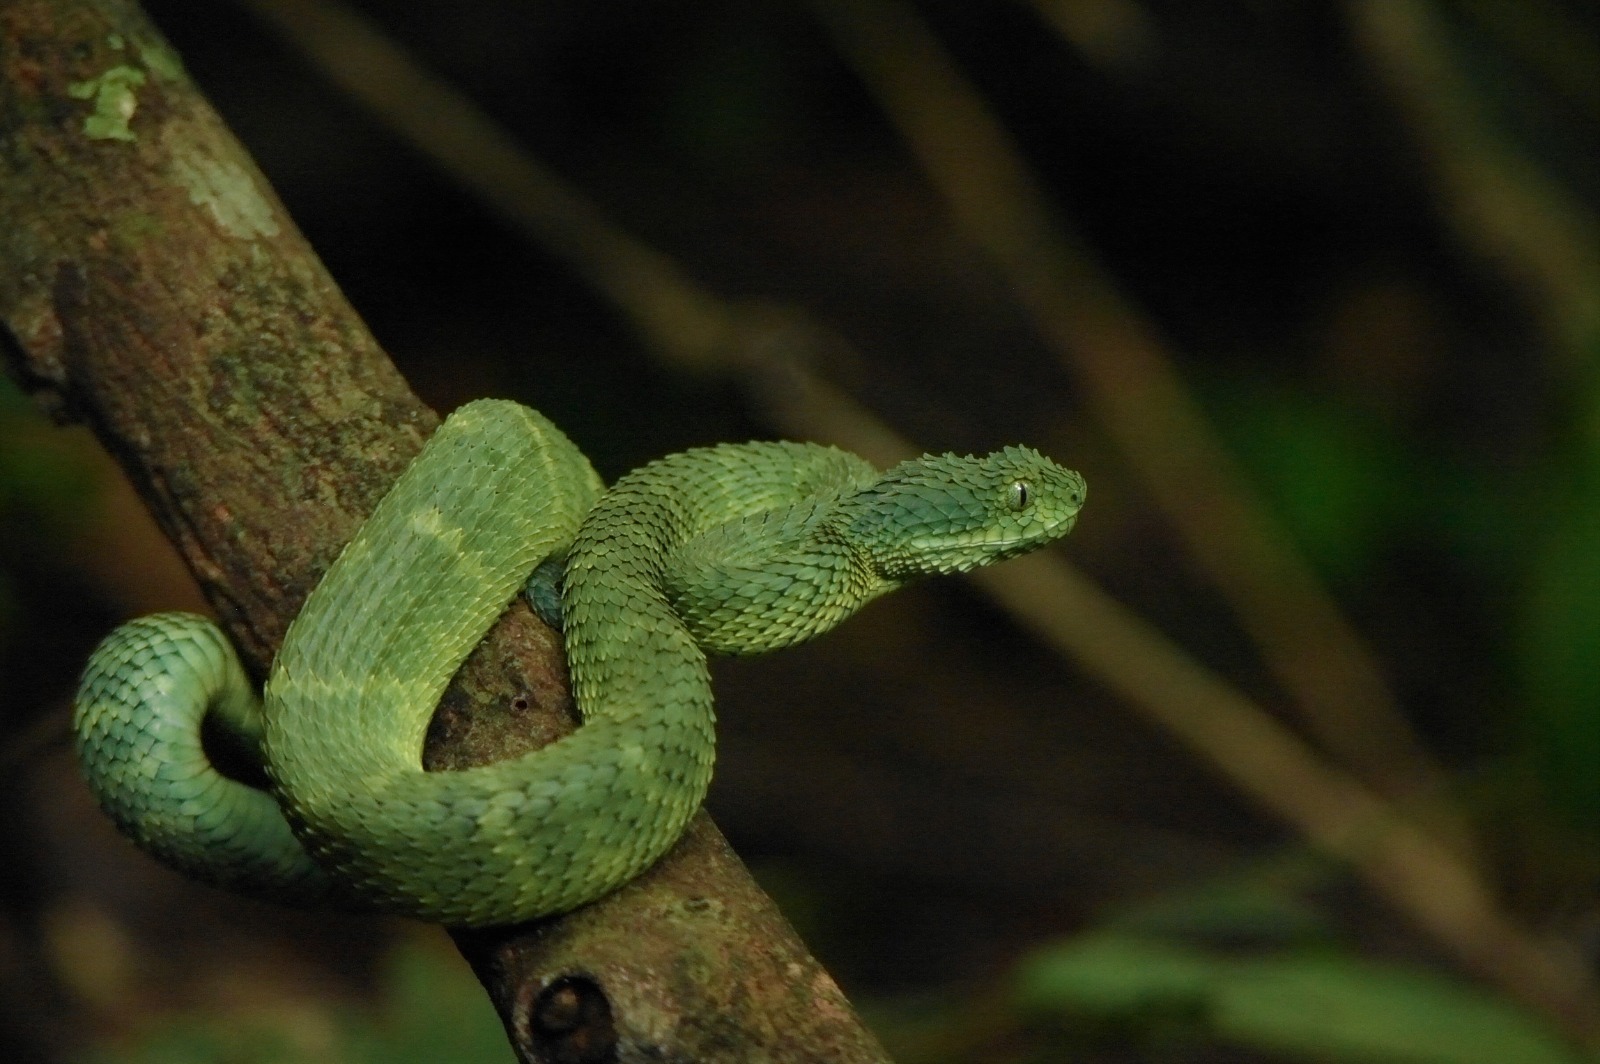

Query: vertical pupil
<box><xmin>1009</xmin><ymin>482</ymin><xmax>1030</xmax><ymax>510</ymax></box>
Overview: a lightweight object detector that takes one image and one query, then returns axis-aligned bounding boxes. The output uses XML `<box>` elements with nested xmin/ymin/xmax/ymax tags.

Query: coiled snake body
<box><xmin>75</xmin><ymin>400</ymin><xmax>1085</xmax><ymax>927</ymax></box>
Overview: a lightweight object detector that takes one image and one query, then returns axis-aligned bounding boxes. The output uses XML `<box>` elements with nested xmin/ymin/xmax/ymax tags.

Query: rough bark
<box><xmin>0</xmin><ymin>1</ymin><xmax>891</xmax><ymax>1060</ymax></box>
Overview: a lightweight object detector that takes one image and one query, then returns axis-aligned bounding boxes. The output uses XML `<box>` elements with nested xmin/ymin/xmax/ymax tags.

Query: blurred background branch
<box><xmin>1345</xmin><ymin>0</ymin><xmax>1600</xmax><ymax>360</ymax></box>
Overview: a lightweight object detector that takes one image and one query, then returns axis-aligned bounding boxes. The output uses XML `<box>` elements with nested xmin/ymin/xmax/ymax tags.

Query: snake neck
<box><xmin>561</xmin><ymin>439</ymin><xmax>883</xmax><ymax>700</ymax></box>
<box><xmin>661</xmin><ymin>496</ymin><xmax>892</xmax><ymax>656</ymax></box>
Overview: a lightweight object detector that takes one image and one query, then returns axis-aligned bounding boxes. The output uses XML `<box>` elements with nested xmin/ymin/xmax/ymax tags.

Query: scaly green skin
<box><xmin>74</xmin><ymin>399</ymin><xmax>1086</xmax><ymax>927</ymax></box>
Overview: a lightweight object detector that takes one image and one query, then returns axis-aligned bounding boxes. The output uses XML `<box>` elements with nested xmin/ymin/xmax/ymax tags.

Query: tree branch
<box><xmin>0</xmin><ymin>1</ymin><xmax>890</xmax><ymax>1059</ymax></box>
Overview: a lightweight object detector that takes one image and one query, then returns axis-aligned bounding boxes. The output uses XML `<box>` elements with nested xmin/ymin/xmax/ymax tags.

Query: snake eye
<box><xmin>1006</xmin><ymin>480</ymin><xmax>1031</xmax><ymax>511</ymax></box>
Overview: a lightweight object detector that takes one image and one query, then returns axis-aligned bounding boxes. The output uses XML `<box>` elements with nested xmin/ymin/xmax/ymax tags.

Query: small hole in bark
<box><xmin>511</xmin><ymin>695</ymin><xmax>530</xmax><ymax>712</ymax></box>
<box><xmin>516</xmin><ymin>974</ymin><xmax>616</xmax><ymax>1064</ymax></box>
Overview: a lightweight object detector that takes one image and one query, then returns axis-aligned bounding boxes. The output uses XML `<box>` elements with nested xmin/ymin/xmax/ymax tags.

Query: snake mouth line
<box><xmin>909</xmin><ymin>523</ymin><xmax>1078</xmax><ymax>555</ymax></box>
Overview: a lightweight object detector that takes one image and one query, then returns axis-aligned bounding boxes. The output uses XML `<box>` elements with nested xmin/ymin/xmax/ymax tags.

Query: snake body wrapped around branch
<box><xmin>74</xmin><ymin>400</ymin><xmax>1086</xmax><ymax>927</ymax></box>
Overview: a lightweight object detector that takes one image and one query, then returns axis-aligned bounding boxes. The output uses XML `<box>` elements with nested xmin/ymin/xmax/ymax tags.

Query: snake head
<box><xmin>843</xmin><ymin>446</ymin><xmax>1086</xmax><ymax>581</ymax></box>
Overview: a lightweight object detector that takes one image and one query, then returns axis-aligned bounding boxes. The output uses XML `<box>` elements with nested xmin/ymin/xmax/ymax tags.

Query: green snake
<box><xmin>74</xmin><ymin>399</ymin><xmax>1085</xmax><ymax>927</ymax></box>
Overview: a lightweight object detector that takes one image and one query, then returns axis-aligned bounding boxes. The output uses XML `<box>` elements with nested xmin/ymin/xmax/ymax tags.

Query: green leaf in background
<box><xmin>1518</xmin><ymin>482</ymin><xmax>1600</xmax><ymax>830</ymax></box>
<box><xmin>82</xmin><ymin>942</ymin><xmax>509</xmax><ymax>1064</ymax></box>
<box><xmin>0</xmin><ymin>377</ymin><xmax>99</xmax><ymax>540</ymax></box>
<box><xmin>1103</xmin><ymin>871</ymin><xmax>1333</xmax><ymax>948</ymax></box>
<box><xmin>1016</xmin><ymin>934</ymin><xmax>1585</xmax><ymax>1064</ymax></box>
<box><xmin>1221</xmin><ymin>954</ymin><xmax>1583</xmax><ymax>1064</ymax></box>
<box><xmin>360</xmin><ymin>943</ymin><xmax>509</xmax><ymax>1064</ymax></box>
<box><xmin>1206</xmin><ymin>379</ymin><xmax>1417</xmax><ymax>587</ymax></box>
<box><xmin>81</xmin><ymin>1024</ymin><xmax>304</xmax><ymax>1064</ymax></box>
<box><xmin>1015</xmin><ymin>934</ymin><xmax>1216</xmax><ymax>1034</ymax></box>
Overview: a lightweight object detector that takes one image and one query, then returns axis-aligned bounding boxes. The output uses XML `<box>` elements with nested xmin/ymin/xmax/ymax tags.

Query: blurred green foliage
<box><xmin>0</xmin><ymin>375</ymin><xmax>98</xmax><ymax>649</ymax></box>
<box><xmin>874</xmin><ymin>872</ymin><xmax>1586</xmax><ymax>1063</ymax></box>
<box><xmin>80</xmin><ymin>944</ymin><xmax>507</xmax><ymax>1064</ymax></box>
<box><xmin>1213</xmin><ymin>366</ymin><xmax>1600</xmax><ymax>837</ymax></box>
<box><xmin>0</xmin><ymin>376</ymin><xmax>96</xmax><ymax>541</ymax></box>
<box><xmin>1520</xmin><ymin>475</ymin><xmax>1600</xmax><ymax>829</ymax></box>
<box><xmin>1208</xmin><ymin>378</ymin><xmax>1424</xmax><ymax>587</ymax></box>
<box><xmin>1519</xmin><ymin>331</ymin><xmax>1600</xmax><ymax>828</ymax></box>
<box><xmin>1016</xmin><ymin>934</ymin><xmax>1583</xmax><ymax>1064</ymax></box>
